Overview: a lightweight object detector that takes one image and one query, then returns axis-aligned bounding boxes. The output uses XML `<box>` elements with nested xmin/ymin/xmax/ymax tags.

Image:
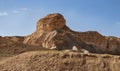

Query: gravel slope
<box><xmin>0</xmin><ymin>50</ymin><xmax>119</xmax><ymax>71</ymax></box>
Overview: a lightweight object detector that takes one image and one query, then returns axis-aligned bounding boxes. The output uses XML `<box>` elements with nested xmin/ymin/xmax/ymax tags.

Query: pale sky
<box><xmin>0</xmin><ymin>0</ymin><xmax>120</xmax><ymax>37</ymax></box>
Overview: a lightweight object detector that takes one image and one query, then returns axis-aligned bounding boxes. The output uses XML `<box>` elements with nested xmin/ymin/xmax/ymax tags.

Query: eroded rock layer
<box><xmin>23</xmin><ymin>13</ymin><xmax>88</xmax><ymax>51</ymax></box>
<box><xmin>23</xmin><ymin>13</ymin><xmax>120</xmax><ymax>54</ymax></box>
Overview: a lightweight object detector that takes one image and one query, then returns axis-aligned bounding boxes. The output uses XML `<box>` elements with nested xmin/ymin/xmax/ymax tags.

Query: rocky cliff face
<box><xmin>73</xmin><ymin>31</ymin><xmax>120</xmax><ymax>54</ymax></box>
<box><xmin>23</xmin><ymin>13</ymin><xmax>120</xmax><ymax>55</ymax></box>
<box><xmin>23</xmin><ymin>13</ymin><xmax>89</xmax><ymax>51</ymax></box>
<box><xmin>105</xmin><ymin>36</ymin><xmax>120</xmax><ymax>54</ymax></box>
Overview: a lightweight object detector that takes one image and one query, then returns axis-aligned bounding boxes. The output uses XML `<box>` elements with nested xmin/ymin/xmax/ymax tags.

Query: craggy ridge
<box><xmin>23</xmin><ymin>13</ymin><xmax>120</xmax><ymax>55</ymax></box>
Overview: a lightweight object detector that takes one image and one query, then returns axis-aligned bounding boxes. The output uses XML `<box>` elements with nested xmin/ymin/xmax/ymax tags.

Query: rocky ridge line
<box><xmin>23</xmin><ymin>13</ymin><xmax>120</xmax><ymax>55</ymax></box>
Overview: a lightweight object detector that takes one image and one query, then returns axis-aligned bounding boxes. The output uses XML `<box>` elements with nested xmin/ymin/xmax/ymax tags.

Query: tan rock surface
<box><xmin>3</xmin><ymin>36</ymin><xmax>24</xmax><ymax>43</ymax></box>
<box><xmin>0</xmin><ymin>51</ymin><xmax>119</xmax><ymax>71</ymax></box>
<box><xmin>23</xmin><ymin>13</ymin><xmax>89</xmax><ymax>51</ymax></box>
<box><xmin>36</xmin><ymin>13</ymin><xmax>66</xmax><ymax>32</ymax></box>
<box><xmin>0</xmin><ymin>36</ymin><xmax>43</xmax><ymax>56</ymax></box>
<box><xmin>73</xmin><ymin>31</ymin><xmax>120</xmax><ymax>54</ymax></box>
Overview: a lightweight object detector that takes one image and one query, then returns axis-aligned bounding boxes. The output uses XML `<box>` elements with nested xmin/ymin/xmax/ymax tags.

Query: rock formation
<box><xmin>0</xmin><ymin>13</ymin><xmax>120</xmax><ymax>71</ymax></box>
<box><xmin>23</xmin><ymin>13</ymin><xmax>89</xmax><ymax>51</ymax></box>
<box><xmin>23</xmin><ymin>13</ymin><xmax>120</xmax><ymax>54</ymax></box>
<box><xmin>73</xmin><ymin>31</ymin><xmax>120</xmax><ymax>54</ymax></box>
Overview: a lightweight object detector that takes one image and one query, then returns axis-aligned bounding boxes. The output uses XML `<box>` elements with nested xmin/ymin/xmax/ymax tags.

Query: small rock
<box><xmin>81</xmin><ymin>49</ymin><xmax>89</xmax><ymax>54</ymax></box>
<box><xmin>50</xmin><ymin>46</ymin><xmax>57</xmax><ymax>50</ymax></box>
<box><xmin>72</xmin><ymin>46</ymin><xmax>79</xmax><ymax>51</ymax></box>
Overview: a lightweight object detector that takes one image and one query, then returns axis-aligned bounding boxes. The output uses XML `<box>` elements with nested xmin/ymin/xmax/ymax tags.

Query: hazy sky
<box><xmin>0</xmin><ymin>0</ymin><xmax>120</xmax><ymax>37</ymax></box>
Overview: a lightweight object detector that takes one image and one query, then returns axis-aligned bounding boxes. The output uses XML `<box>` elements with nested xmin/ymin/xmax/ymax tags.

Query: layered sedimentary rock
<box><xmin>105</xmin><ymin>36</ymin><xmax>120</xmax><ymax>54</ymax></box>
<box><xmin>73</xmin><ymin>31</ymin><xmax>120</xmax><ymax>54</ymax></box>
<box><xmin>3</xmin><ymin>36</ymin><xmax>24</xmax><ymax>43</ymax></box>
<box><xmin>23</xmin><ymin>13</ymin><xmax>120</xmax><ymax>54</ymax></box>
<box><xmin>23</xmin><ymin>13</ymin><xmax>89</xmax><ymax>51</ymax></box>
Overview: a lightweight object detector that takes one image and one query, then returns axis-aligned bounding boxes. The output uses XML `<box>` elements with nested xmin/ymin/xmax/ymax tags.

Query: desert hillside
<box><xmin>0</xmin><ymin>51</ymin><xmax>119</xmax><ymax>71</ymax></box>
<box><xmin>0</xmin><ymin>13</ymin><xmax>120</xmax><ymax>71</ymax></box>
<box><xmin>0</xmin><ymin>36</ymin><xmax>43</xmax><ymax>61</ymax></box>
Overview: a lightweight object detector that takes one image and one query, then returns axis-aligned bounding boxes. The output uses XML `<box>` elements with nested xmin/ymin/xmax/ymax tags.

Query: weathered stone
<box><xmin>72</xmin><ymin>46</ymin><xmax>79</xmax><ymax>51</ymax></box>
<box><xmin>73</xmin><ymin>31</ymin><xmax>120</xmax><ymax>54</ymax></box>
<box><xmin>3</xmin><ymin>36</ymin><xmax>24</xmax><ymax>43</ymax></box>
<box><xmin>23</xmin><ymin>13</ymin><xmax>88</xmax><ymax>50</ymax></box>
<box><xmin>36</xmin><ymin>13</ymin><xmax>66</xmax><ymax>32</ymax></box>
<box><xmin>23</xmin><ymin>13</ymin><xmax>120</xmax><ymax>54</ymax></box>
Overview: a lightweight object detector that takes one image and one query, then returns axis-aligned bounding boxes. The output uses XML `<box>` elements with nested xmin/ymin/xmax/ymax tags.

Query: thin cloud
<box><xmin>12</xmin><ymin>8</ymin><xmax>28</xmax><ymax>14</ymax></box>
<box><xmin>20</xmin><ymin>8</ymin><xmax>28</xmax><ymax>11</ymax></box>
<box><xmin>0</xmin><ymin>8</ymin><xmax>28</xmax><ymax>16</ymax></box>
<box><xmin>12</xmin><ymin>10</ymin><xmax>20</xmax><ymax>14</ymax></box>
<box><xmin>116</xmin><ymin>22</ymin><xmax>120</xmax><ymax>25</ymax></box>
<box><xmin>0</xmin><ymin>12</ymin><xmax>8</xmax><ymax>16</ymax></box>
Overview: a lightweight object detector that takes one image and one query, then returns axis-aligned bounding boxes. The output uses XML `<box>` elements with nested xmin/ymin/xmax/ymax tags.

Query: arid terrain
<box><xmin>0</xmin><ymin>13</ymin><xmax>120</xmax><ymax>71</ymax></box>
